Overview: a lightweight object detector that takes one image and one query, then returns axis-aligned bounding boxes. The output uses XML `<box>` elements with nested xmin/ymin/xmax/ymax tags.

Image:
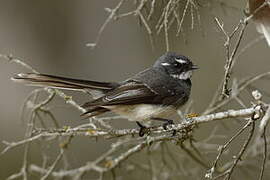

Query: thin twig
<box><xmin>40</xmin><ymin>149</ymin><xmax>64</xmax><ymax>180</ymax></box>
<box><xmin>86</xmin><ymin>0</ymin><xmax>126</xmax><ymax>49</ymax></box>
<box><xmin>181</xmin><ymin>143</ymin><xmax>210</xmax><ymax>169</ymax></box>
<box><xmin>259</xmin><ymin>126</ymin><xmax>268</xmax><ymax>180</ymax></box>
<box><xmin>205</xmin><ymin>120</ymin><xmax>253</xmax><ymax>179</ymax></box>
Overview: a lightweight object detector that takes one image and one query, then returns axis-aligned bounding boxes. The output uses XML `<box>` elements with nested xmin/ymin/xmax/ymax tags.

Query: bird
<box><xmin>12</xmin><ymin>52</ymin><xmax>198</xmax><ymax>136</ymax></box>
<box><xmin>249</xmin><ymin>0</ymin><xmax>270</xmax><ymax>46</ymax></box>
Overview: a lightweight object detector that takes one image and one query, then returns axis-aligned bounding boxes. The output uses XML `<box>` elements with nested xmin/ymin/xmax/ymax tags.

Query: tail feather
<box><xmin>80</xmin><ymin>107</ymin><xmax>110</xmax><ymax>119</ymax></box>
<box><xmin>12</xmin><ymin>73</ymin><xmax>118</xmax><ymax>91</ymax></box>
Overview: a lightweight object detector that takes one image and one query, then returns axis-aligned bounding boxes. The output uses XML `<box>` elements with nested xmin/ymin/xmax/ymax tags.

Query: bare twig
<box><xmin>205</xmin><ymin>120</ymin><xmax>253</xmax><ymax>179</ymax></box>
<box><xmin>1</xmin><ymin>105</ymin><xmax>261</xmax><ymax>156</ymax></box>
<box><xmin>180</xmin><ymin>142</ymin><xmax>210</xmax><ymax>169</ymax></box>
<box><xmin>259</xmin><ymin>126</ymin><xmax>268</xmax><ymax>180</ymax></box>
<box><xmin>40</xmin><ymin>149</ymin><xmax>64</xmax><ymax>180</ymax></box>
<box><xmin>225</xmin><ymin>120</ymin><xmax>255</xmax><ymax>180</ymax></box>
<box><xmin>86</xmin><ymin>0</ymin><xmax>126</xmax><ymax>49</ymax></box>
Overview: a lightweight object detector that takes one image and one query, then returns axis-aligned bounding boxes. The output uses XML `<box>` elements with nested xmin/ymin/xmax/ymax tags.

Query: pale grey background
<box><xmin>0</xmin><ymin>0</ymin><xmax>269</xmax><ymax>179</ymax></box>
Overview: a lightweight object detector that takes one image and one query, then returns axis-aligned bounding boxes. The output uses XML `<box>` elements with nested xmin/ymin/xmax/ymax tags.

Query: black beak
<box><xmin>191</xmin><ymin>64</ymin><xmax>199</xmax><ymax>70</ymax></box>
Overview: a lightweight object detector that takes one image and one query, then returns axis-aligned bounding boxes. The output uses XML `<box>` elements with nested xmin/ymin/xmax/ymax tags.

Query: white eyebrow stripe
<box><xmin>161</xmin><ymin>62</ymin><xmax>170</xmax><ymax>66</ymax></box>
<box><xmin>175</xmin><ymin>58</ymin><xmax>186</xmax><ymax>64</ymax></box>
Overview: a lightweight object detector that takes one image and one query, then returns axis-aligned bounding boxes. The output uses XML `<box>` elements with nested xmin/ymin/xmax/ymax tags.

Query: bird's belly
<box><xmin>104</xmin><ymin>104</ymin><xmax>176</xmax><ymax>122</ymax></box>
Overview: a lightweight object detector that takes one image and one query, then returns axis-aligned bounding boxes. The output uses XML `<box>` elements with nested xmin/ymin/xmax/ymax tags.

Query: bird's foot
<box><xmin>136</xmin><ymin>122</ymin><xmax>150</xmax><ymax>137</ymax></box>
<box><xmin>162</xmin><ymin>119</ymin><xmax>174</xmax><ymax>130</ymax></box>
<box><xmin>151</xmin><ymin>117</ymin><xmax>174</xmax><ymax>130</ymax></box>
<box><xmin>162</xmin><ymin>119</ymin><xmax>177</xmax><ymax>136</ymax></box>
<box><xmin>151</xmin><ymin>117</ymin><xmax>176</xmax><ymax>136</ymax></box>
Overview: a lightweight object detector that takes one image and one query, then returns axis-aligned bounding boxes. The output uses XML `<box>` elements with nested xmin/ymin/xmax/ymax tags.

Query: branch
<box><xmin>1</xmin><ymin>105</ymin><xmax>262</xmax><ymax>157</ymax></box>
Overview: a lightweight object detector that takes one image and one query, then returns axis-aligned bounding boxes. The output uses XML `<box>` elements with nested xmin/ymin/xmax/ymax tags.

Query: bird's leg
<box><xmin>151</xmin><ymin>117</ymin><xmax>176</xmax><ymax>136</ymax></box>
<box><xmin>151</xmin><ymin>117</ymin><xmax>174</xmax><ymax>130</ymax></box>
<box><xmin>136</xmin><ymin>118</ymin><xmax>176</xmax><ymax>137</ymax></box>
<box><xmin>136</xmin><ymin>121</ymin><xmax>150</xmax><ymax>137</ymax></box>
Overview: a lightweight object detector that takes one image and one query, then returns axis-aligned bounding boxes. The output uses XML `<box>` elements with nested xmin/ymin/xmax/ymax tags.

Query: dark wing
<box><xmin>81</xmin><ymin>81</ymin><xmax>158</xmax><ymax>108</ymax></box>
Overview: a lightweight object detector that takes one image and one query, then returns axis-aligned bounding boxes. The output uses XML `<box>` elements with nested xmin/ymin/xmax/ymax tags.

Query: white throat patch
<box><xmin>171</xmin><ymin>70</ymin><xmax>192</xmax><ymax>80</ymax></box>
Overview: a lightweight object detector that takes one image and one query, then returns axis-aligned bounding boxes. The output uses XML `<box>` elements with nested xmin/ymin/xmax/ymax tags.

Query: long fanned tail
<box><xmin>80</xmin><ymin>107</ymin><xmax>110</xmax><ymax>118</ymax></box>
<box><xmin>11</xmin><ymin>73</ymin><xmax>118</xmax><ymax>91</ymax></box>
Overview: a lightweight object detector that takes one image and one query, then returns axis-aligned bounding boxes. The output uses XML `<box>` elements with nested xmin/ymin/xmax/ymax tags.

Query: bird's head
<box><xmin>153</xmin><ymin>52</ymin><xmax>198</xmax><ymax>80</ymax></box>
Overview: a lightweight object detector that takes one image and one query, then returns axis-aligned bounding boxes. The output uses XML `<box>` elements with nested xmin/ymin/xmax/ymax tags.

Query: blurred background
<box><xmin>0</xmin><ymin>0</ymin><xmax>269</xmax><ymax>179</ymax></box>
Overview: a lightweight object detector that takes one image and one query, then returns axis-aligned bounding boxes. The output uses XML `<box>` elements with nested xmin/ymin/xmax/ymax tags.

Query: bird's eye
<box><xmin>174</xmin><ymin>63</ymin><xmax>180</xmax><ymax>67</ymax></box>
<box><xmin>175</xmin><ymin>57</ymin><xmax>186</xmax><ymax>64</ymax></box>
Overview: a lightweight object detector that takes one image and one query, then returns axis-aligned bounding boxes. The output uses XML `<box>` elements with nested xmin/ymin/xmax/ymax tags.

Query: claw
<box><xmin>139</xmin><ymin>127</ymin><xmax>150</xmax><ymax>137</ymax></box>
<box><xmin>136</xmin><ymin>121</ymin><xmax>150</xmax><ymax>137</ymax></box>
<box><xmin>162</xmin><ymin>120</ymin><xmax>176</xmax><ymax>136</ymax></box>
<box><xmin>162</xmin><ymin>119</ymin><xmax>174</xmax><ymax>130</ymax></box>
